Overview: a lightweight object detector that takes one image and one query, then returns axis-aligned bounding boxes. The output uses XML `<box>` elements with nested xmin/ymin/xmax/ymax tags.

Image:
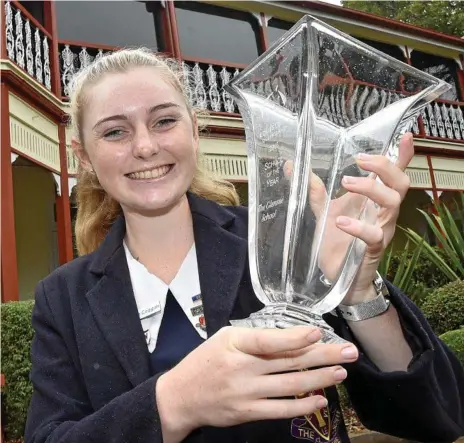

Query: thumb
<box><xmin>283</xmin><ymin>161</ymin><xmax>328</xmax><ymax>221</ymax></box>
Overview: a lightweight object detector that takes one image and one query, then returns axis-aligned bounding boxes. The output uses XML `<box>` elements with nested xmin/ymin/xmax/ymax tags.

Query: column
<box><xmin>166</xmin><ymin>1</ymin><xmax>181</xmax><ymax>59</ymax></box>
<box><xmin>43</xmin><ymin>0</ymin><xmax>61</xmax><ymax>96</ymax></box>
<box><xmin>1</xmin><ymin>83</ymin><xmax>19</xmax><ymax>302</ymax></box>
<box><xmin>55</xmin><ymin>124</ymin><xmax>74</xmax><ymax>264</ymax></box>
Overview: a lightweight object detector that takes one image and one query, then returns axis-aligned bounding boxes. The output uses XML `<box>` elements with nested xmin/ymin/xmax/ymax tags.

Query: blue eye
<box><xmin>104</xmin><ymin>129</ymin><xmax>124</xmax><ymax>139</ymax></box>
<box><xmin>157</xmin><ymin>118</ymin><xmax>177</xmax><ymax>127</ymax></box>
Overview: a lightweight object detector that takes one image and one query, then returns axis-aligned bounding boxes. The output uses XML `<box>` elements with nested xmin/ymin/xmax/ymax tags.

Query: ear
<box><xmin>71</xmin><ymin>137</ymin><xmax>93</xmax><ymax>172</ymax></box>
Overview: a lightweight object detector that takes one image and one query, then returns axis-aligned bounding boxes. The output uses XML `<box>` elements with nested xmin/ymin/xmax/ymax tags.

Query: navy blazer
<box><xmin>25</xmin><ymin>193</ymin><xmax>464</xmax><ymax>443</ymax></box>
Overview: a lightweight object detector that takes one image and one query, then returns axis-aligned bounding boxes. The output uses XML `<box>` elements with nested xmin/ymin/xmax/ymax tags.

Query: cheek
<box><xmin>93</xmin><ymin>146</ymin><xmax>127</xmax><ymax>172</ymax></box>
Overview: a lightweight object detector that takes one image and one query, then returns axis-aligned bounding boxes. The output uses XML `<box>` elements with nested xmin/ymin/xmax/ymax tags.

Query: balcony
<box><xmin>3</xmin><ymin>0</ymin><xmax>464</xmax><ymax>148</ymax></box>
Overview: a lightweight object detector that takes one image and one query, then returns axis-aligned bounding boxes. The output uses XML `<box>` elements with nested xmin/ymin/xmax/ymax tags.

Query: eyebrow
<box><xmin>92</xmin><ymin>102</ymin><xmax>180</xmax><ymax>131</ymax></box>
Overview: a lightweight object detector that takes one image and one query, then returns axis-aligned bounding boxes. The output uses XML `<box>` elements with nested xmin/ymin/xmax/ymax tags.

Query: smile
<box><xmin>126</xmin><ymin>165</ymin><xmax>173</xmax><ymax>181</ymax></box>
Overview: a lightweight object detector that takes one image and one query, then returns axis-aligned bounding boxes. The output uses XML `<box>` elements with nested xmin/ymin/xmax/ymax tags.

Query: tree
<box><xmin>342</xmin><ymin>1</ymin><xmax>464</xmax><ymax>38</ymax></box>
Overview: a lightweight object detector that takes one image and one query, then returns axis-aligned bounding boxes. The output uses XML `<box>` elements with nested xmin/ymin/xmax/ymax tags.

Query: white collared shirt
<box><xmin>124</xmin><ymin>242</ymin><xmax>206</xmax><ymax>353</ymax></box>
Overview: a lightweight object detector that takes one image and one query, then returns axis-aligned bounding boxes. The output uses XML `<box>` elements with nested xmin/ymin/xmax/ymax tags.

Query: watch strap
<box><xmin>337</xmin><ymin>272</ymin><xmax>390</xmax><ymax>322</ymax></box>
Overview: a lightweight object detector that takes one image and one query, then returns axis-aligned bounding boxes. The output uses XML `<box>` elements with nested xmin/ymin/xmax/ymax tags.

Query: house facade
<box><xmin>1</xmin><ymin>0</ymin><xmax>463</xmax><ymax>302</ymax></box>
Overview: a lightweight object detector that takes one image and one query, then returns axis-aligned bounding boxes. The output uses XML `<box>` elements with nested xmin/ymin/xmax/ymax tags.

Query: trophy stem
<box><xmin>230</xmin><ymin>303</ymin><xmax>349</xmax><ymax>344</ymax></box>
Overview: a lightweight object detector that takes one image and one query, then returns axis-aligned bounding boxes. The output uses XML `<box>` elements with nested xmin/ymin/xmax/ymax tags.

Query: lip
<box><xmin>125</xmin><ymin>164</ymin><xmax>173</xmax><ymax>175</ymax></box>
<box><xmin>125</xmin><ymin>164</ymin><xmax>174</xmax><ymax>181</ymax></box>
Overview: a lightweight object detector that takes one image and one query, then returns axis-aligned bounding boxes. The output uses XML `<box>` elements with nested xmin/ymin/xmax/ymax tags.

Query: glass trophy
<box><xmin>224</xmin><ymin>15</ymin><xmax>450</xmax><ymax>343</ymax></box>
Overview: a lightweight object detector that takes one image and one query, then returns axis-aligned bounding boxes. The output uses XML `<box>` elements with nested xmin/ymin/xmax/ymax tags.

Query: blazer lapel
<box><xmin>86</xmin><ymin>217</ymin><xmax>151</xmax><ymax>388</ymax></box>
<box><xmin>189</xmin><ymin>194</ymin><xmax>248</xmax><ymax>336</ymax></box>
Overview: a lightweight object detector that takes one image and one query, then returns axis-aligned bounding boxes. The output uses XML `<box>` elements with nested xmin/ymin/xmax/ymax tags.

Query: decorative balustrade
<box><xmin>3</xmin><ymin>0</ymin><xmax>52</xmax><ymax>89</ymax></box>
<box><xmin>59</xmin><ymin>43</ymin><xmax>110</xmax><ymax>97</ymax></box>
<box><xmin>181</xmin><ymin>60</ymin><xmax>241</xmax><ymax>113</ymax></box>
<box><xmin>420</xmin><ymin>101</ymin><xmax>464</xmax><ymax>141</ymax></box>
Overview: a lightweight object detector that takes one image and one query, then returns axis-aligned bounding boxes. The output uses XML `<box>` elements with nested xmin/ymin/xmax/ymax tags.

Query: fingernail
<box><xmin>342</xmin><ymin>175</ymin><xmax>356</xmax><ymax>184</ymax></box>
<box><xmin>308</xmin><ymin>328</ymin><xmax>321</xmax><ymax>342</ymax></box>
<box><xmin>336</xmin><ymin>216</ymin><xmax>350</xmax><ymax>226</ymax></box>
<box><xmin>341</xmin><ymin>345</ymin><xmax>358</xmax><ymax>359</ymax></box>
<box><xmin>357</xmin><ymin>153</ymin><xmax>371</xmax><ymax>161</ymax></box>
<box><xmin>316</xmin><ymin>397</ymin><xmax>328</xmax><ymax>409</ymax></box>
<box><xmin>334</xmin><ymin>367</ymin><xmax>347</xmax><ymax>381</ymax></box>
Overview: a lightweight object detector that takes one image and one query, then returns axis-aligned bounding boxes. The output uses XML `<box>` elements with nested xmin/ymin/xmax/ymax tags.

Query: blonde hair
<box><xmin>69</xmin><ymin>48</ymin><xmax>240</xmax><ymax>256</ymax></box>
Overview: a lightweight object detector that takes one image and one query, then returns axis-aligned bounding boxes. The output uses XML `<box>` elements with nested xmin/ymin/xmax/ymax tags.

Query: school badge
<box><xmin>290</xmin><ymin>389</ymin><xmax>341</xmax><ymax>442</ymax></box>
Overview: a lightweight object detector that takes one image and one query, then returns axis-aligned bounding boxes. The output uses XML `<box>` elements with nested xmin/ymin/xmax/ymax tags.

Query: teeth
<box><xmin>128</xmin><ymin>165</ymin><xmax>171</xmax><ymax>180</ymax></box>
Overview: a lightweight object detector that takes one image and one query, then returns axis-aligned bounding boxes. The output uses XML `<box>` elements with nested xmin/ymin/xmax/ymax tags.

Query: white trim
<box><xmin>68</xmin><ymin>177</ymin><xmax>77</xmax><ymax>196</ymax></box>
<box><xmin>11</xmin><ymin>153</ymin><xmax>18</xmax><ymax>163</ymax></box>
<box><xmin>397</xmin><ymin>45</ymin><xmax>409</xmax><ymax>59</ymax></box>
<box><xmin>251</xmin><ymin>12</ymin><xmax>262</xmax><ymax>25</ymax></box>
<box><xmin>53</xmin><ymin>173</ymin><xmax>61</xmax><ymax>196</ymax></box>
<box><xmin>455</xmin><ymin>57</ymin><xmax>463</xmax><ymax>70</ymax></box>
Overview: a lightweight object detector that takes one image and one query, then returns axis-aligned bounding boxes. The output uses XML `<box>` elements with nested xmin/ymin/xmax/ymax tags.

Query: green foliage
<box><xmin>343</xmin><ymin>1</ymin><xmax>464</xmax><ymax>37</ymax></box>
<box><xmin>421</xmin><ymin>280</ymin><xmax>464</xmax><ymax>335</ymax></box>
<box><xmin>403</xmin><ymin>194</ymin><xmax>464</xmax><ymax>282</ymax></box>
<box><xmin>440</xmin><ymin>329</ymin><xmax>464</xmax><ymax>367</ymax></box>
<box><xmin>379</xmin><ymin>241</ymin><xmax>449</xmax><ymax>306</ymax></box>
<box><xmin>1</xmin><ymin>301</ymin><xmax>35</xmax><ymax>440</ymax></box>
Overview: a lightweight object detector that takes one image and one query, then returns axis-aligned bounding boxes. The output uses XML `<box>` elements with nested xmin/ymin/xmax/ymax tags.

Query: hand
<box><xmin>156</xmin><ymin>326</ymin><xmax>358</xmax><ymax>442</ymax></box>
<box><xmin>308</xmin><ymin>133</ymin><xmax>414</xmax><ymax>304</ymax></box>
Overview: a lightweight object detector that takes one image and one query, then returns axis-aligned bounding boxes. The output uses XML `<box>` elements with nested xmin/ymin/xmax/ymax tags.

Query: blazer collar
<box><xmin>86</xmin><ymin>192</ymin><xmax>248</xmax><ymax>387</ymax></box>
<box><xmin>88</xmin><ymin>192</ymin><xmax>238</xmax><ymax>276</ymax></box>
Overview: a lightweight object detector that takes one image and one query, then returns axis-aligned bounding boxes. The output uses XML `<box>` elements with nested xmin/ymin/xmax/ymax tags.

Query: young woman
<box><xmin>25</xmin><ymin>48</ymin><xmax>463</xmax><ymax>443</ymax></box>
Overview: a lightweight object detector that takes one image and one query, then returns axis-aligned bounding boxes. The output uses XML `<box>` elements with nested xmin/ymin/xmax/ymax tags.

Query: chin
<box><xmin>123</xmin><ymin>189</ymin><xmax>188</xmax><ymax>215</ymax></box>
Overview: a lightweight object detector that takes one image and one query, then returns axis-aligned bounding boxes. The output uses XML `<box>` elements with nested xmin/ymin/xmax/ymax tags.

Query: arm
<box><xmin>327</xmin><ymin>282</ymin><xmax>464</xmax><ymax>442</ymax></box>
<box><xmin>340</xmin><ymin>283</ymin><xmax>413</xmax><ymax>372</ymax></box>
<box><xmin>25</xmin><ymin>281</ymin><xmax>164</xmax><ymax>443</ymax></box>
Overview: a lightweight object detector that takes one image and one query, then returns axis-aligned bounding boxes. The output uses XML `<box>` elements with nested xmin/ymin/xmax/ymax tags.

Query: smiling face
<box><xmin>75</xmin><ymin>66</ymin><xmax>199</xmax><ymax>215</ymax></box>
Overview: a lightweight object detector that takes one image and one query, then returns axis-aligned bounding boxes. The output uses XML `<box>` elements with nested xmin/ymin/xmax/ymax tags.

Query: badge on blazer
<box><xmin>139</xmin><ymin>302</ymin><xmax>161</xmax><ymax>320</ymax></box>
<box><xmin>143</xmin><ymin>329</ymin><xmax>151</xmax><ymax>346</ymax></box>
<box><xmin>196</xmin><ymin>315</ymin><xmax>207</xmax><ymax>332</ymax></box>
<box><xmin>190</xmin><ymin>305</ymin><xmax>204</xmax><ymax>316</ymax></box>
<box><xmin>191</xmin><ymin>294</ymin><xmax>202</xmax><ymax>304</ymax></box>
<box><xmin>290</xmin><ymin>387</ymin><xmax>341</xmax><ymax>442</ymax></box>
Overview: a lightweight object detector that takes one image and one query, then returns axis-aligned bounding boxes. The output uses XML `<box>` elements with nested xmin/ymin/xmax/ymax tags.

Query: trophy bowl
<box><xmin>224</xmin><ymin>15</ymin><xmax>450</xmax><ymax>343</ymax></box>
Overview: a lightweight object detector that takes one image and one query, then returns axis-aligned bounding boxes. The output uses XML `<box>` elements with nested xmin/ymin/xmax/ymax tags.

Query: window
<box><xmin>266</xmin><ymin>18</ymin><xmax>294</xmax><ymax>48</ymax></box>
<box><xmin>22</xmin><ymin>1</ymin><xmax>44</xmax><ymax>27</ymax></box>
<box><xmin>411</xmin><ymin>51</ymin><xmax>461</xmax><ymax>102</ymax></box>
<box><xmin>55</xmin><ymin>1</ymin><xmax>164</xmax><ymax>50</ymax></box>
<box><xmin>175</xmin><ymin>2</ymin><xmax>261</xmax><ymax>64</ymax></box>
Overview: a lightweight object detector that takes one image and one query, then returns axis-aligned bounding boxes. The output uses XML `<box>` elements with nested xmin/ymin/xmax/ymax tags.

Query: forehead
<box><xmin>85</xmin><ymin>66</ymin><xmax>184</xmax><ymax>119</ymax></box>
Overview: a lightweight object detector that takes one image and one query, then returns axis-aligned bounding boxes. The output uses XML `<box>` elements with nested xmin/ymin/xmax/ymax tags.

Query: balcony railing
<box><xmin>2</xmin><ymin>1</ymin><xmax>463</xmax><ymax>145</ymax></box>
<box><xmin>4</xmin><ymin>0</ymin><xmax>52</xmax><ymax>90</ymax></box>
<box><xmin>59</xmin><ymin>42</ymin><xmax>110</xmax><ymax>98</ymax></box>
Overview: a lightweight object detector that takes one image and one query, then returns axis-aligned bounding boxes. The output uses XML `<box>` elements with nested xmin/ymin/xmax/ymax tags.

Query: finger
<box><xmin>283</xmin><ymin>162</ymin><xmax>328</xmax><ymax>221</ymax></box>
<box><xmin>355</xmin><ymin>142</ymin><xmax>412</xmax><ymax>200</ymax></box>
<box><xmin>309</xmin><ymin>172</ymin><xmax>328</xmax><ymax>220</ymax></box>
<box><xmin>255</xmin><ymin>366</ymin><xmax>347</xmax><ymax>399</ymax></box>
<box><xmin>248</xmin><ymin>394</ymin><xmax>329</xmax><ymax>422</ymax></box>
<box><xmin>266</xmin><ymin>342</ymin><xmax>358</xmax><ymax>373</ymax></box>
<box><xmin>232</xmin><ymin>326</ymin><xmax>322</xmax><ymax>356</ymax></box>
<box><xmin>341</xmin><ymin>176</ymin><xmax>402</xmax><ymax>211</ymax></box>
<box><xmin>335</xmin><ymin>216</ymin><xmax>384</xmax><ymax>250</ymax></box>
<box><xmin>395</xmin><ymin>132</ymin><xmax>415</xmax><ymax>171</ymax></box>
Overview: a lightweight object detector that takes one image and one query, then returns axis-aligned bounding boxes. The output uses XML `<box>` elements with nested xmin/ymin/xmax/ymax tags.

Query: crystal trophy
<box><xmin>224</xmin><ymin>15</ymin><xmax>450</xmax><ymax>343</ymax></box>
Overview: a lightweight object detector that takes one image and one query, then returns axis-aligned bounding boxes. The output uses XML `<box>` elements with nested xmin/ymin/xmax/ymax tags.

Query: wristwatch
<box><xmin>336</xmin><ymin>272</ymin><xmax>390</xmax><ymax>322</ymax></box>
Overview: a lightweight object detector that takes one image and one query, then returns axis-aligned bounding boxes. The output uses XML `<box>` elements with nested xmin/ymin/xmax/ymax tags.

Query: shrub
<box><xmin>1</xmin><ymin>301</ymin><xmax>35</xmax><ymax>440</ymax></box>
<box><xmin>421</xmin><ymin>280</ymin><xmax>464</xmax><ymax>335</ymax></box>
<box><xmin>440</xmin><ymin>329</ymin><xmax>464</xmax><ymax>367</ymax></box>
<box><xmin>380</xmin><ymin>243</ymin><xmax>450</xmax><ymax>306</ymax></box>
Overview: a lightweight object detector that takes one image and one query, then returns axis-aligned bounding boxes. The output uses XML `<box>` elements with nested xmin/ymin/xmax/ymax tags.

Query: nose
<box><xmin>132</xmin><ymin>125</ymin><xmax>159</xmax><ymax>159</ymax></box>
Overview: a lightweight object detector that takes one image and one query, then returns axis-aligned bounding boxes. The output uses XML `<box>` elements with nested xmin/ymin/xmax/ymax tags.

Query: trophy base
<box><xmin>230</xmin><ymin>303</ymin><xmax>348</xmax><ymax>344</ymax></box>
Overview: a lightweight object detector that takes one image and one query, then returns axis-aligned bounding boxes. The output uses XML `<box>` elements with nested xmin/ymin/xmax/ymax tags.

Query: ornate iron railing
<box><xmin>4</xmin><ymin>0</ymin><xmax>52</xmax><ymax>90</ymax></box>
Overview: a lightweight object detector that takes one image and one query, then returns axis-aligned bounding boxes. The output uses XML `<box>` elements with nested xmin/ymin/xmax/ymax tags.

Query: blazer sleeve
<box><xmin>25</xmin><ymin>281</ymin><xmax>164</xmax><ymax>443</ymax></box>
<box><xmin>327</xmin><ymin>281</ymin><xmax>464</xmax><ymax>443</ymax></box>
